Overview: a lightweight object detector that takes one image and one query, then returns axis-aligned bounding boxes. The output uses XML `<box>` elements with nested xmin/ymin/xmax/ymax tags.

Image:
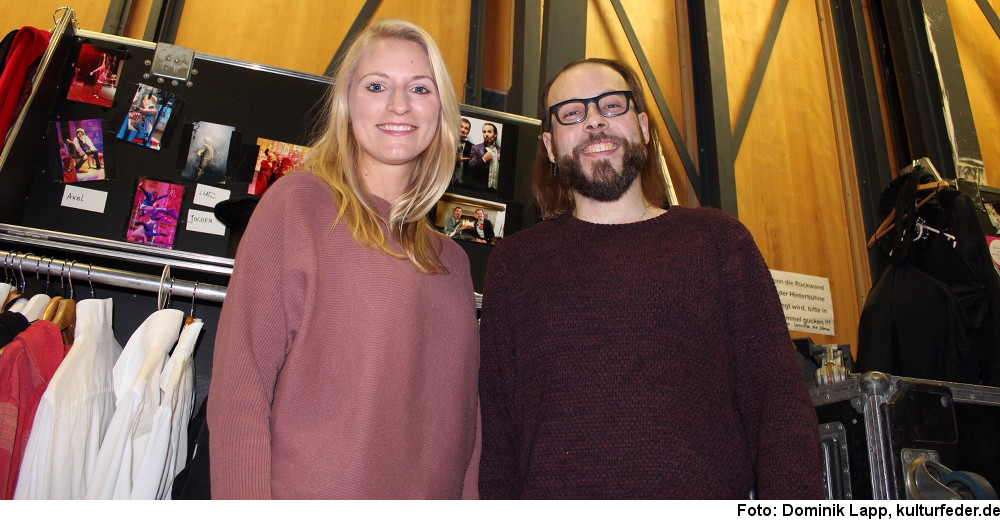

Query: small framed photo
<box><xmin>117</xmin><ymin>83</ymin><xmax>178</xmax><ymax>150</ymax></box>
<box><xmin>49</xmin><ymin>118</ymin><xmax>107</xmax><ymax>182</ymax></box>
<box><xmin>66</xmin><ymin>44</ymin><xmax>123</xmax><ymax>107</ymax></box>
<box><xmin>435</xmin><ymin>192</ymin><xmax>508</xmax><ymax>244</ymax></box>
<box><xmin>126</xmin><ymin>178</ymin><xmax>184</xmax><ymax>248</ymax></box>
<box><xmin>453</xmin><ymin>116</ymin><xmax>504</xmax><ymax>192</ymax></box>
<box><xmin>181</xmin><ymin>121</ymin><xmax>236</xmax><ymax>184</ymax></box>
<box><xmin>249</xmin><ymin>137</ymin><xmax>311</xmax><ymax>195</ymax></box>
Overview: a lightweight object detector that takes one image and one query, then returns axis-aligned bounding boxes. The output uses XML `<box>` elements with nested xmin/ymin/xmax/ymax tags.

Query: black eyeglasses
<box><xmin>547</xmin><ymin>90</ymin><xmax>635</xmax><ymax>130</ymax></box>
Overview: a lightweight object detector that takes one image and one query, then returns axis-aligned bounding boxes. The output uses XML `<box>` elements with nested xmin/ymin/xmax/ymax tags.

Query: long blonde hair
<box><xmin>305</xmin><ymin>19</ymin><xmax>460</xmax><ymax>273</ymax></box>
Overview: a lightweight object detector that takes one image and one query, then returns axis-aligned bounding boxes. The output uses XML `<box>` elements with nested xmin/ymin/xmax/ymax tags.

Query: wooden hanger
<box><xmin>41</xmin><ymin>296</ymin><xmax>63</xmax><ymax>322</ymax></box>
<box><xmin>53</xmin><ymin>298</ymin><xmax>76</xmax><ymax>345</ymax></box>
<box><xmin>867</xmin><ymin>180</ymin><xmax>950</xmax><ymax>249</ymax></box>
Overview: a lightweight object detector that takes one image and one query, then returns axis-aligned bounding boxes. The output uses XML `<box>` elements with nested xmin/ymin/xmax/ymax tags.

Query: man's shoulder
<box><xmin>492</xmin><ymin>217</ymin><xmax>562</xmax><ymax>257</ymax></box>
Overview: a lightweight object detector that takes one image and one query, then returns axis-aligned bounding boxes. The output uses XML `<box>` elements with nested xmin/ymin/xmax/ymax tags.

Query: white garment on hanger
<box><xmin>0</xmin><ymin>283</ymin><xmax>11</xmax><ymax>305</ymax></box>
<box><xmin>14</xmin><ymin>298</ymin><xmax>122</xmax><ymax>499</ymax></box>
<box><xmin>85</xmin><ymin>308</ymin><xmax>184</xmax><ymax>499</ymax></box>
<box><xmin>7</xmin><ymin>298</ymin><xmax>27</xmax><ymax>314</ymax></box>
<box><xmin>132</xmin><ymin>319</ymin><xmax>203</xmax><ymax>499</ymax></box>
<box><xmin>18</xmin><ymin>293</ymin><xmax>51</xmax><ymax>322</ymax></box>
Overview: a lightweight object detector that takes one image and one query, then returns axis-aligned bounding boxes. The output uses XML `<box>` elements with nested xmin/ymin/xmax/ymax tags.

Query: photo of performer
<box><xmin>468</xmin><ymin>122</ymin><xmax>500</xmax><ymax>191</ymax></box>
<box><xmin>181</xmin><ymin>121</ymin><xmax>235</xmax><ymax>184</ymax></box>
<box><xmin>50</xmin><ymin>118</ymin><xmax>106</xmax><ymax>182</ymax></box>
<box><xmin>434</xmin><ymin>193</ymin><xmax>507</xmax><ymax>243</ymax></box>
<box><xmin>471</xmin><ymin>209</ymin><xmax>494</xmax><ymax>244</ymax></box>
<box><xmin>117</xmin><ymin>84</ymin><xmax>176</xmax><ymax>150</ymax></box>
<box><xmin>126</xmin><ymin>178</ymin><xmax>184</xmax><ymax>248</ymax></box>
<box><xmin>452</xmin><ymin>116</ymin><xmax>504</xmax><ymax>192</ymax></box>
<box><xmin>454</xmin><ymin>117</ymin><xmax>472</xmax><ymax>184</ymax></box>
<box><xmin>66</xmin><ymin>44</ymin><xmax>122</xmax><ymax>107</ymax></box>
<box><xmin>74</xmin><ymin>128</ymin><xmax>102</xmax><ymax>170</ymax></box>
<box><xmin>248</xmin><ymin>138</ymin><xmax>310</xmax><ymax>196</ymax></box>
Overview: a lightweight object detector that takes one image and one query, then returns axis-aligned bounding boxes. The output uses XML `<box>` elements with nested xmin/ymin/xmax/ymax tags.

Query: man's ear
<box><xmin>638</xmin><ymin>112</ymin><xmax>650</xmax><ymax>144</ymax></box>
<box><xmin>542</xmin><ymin>132</ymin><xmax>556</xmax><ymax>163</ymax></box>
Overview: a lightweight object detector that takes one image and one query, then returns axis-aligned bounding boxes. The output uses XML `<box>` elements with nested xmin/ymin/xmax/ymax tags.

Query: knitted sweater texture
<box><xmin>478</xmin><ymin>206</ymin><xmax>824</xmax><ymax>499</ymax></box>
<box><xmin>208</xmin><ymin>172</ymin><xmax>480</xmax><ymax>499</ymax></box>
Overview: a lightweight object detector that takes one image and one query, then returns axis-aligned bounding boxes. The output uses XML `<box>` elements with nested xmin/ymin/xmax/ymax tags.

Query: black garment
<box><xmin>857</xmin><ymin>172</ymin><xmax>1000</xmax><ymax>385</ymax></box>
<box><xmin>0</xmin><ymin>30</ymin><xmax>18</xmax><ymax>76</ymax></box>
<box><xmin>171</xmin><ymin>397</ymin><xmax>211</xmax><ymax>499</ymax></box>
<box><xmin>0</xmin><ymin>311</ymin><xmax>30</xmax><ymax>347</ymax></box>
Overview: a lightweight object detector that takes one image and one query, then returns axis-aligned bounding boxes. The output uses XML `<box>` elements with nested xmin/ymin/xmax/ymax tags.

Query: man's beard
<box><xmin>554</xmin><ymin>132</ymin><xmax>648</xmax><ymax>202</ymax></box>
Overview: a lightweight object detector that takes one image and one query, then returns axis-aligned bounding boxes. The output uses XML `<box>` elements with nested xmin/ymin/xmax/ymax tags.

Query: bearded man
<box><xmin>477</xmin><ymin>58</ymin><xmax>825</xmax><ymax>499</ymax></box>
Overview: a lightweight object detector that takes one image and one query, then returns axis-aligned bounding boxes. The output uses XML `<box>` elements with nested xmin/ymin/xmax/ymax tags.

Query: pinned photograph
<box><xmin>249</xmin><ymin>138</ymin><xmax>311</xmax><ymax>196</ymax></box>
<box><xmin>126</xmin><ymin>178</ymin><xmax>184</xmax><ymax>248</ymax></box>
<box><xmin>117</xmin><ymin>83</ymin><xmax>177</xmax><ymax>150</ymax></box>
<box><xmin>66</xmin><ymin>44</ymin><xmax>123</xmax><ymax>107</ymax></box>
<box><xmin>453</xmin><ymin>116</ymin><xmax>503</xmax><ymax>192</ymax></box>
<box><xmin>435</xmin><ymin>192</ymin><xmax>507</xmax><ymax>244</ymax></box>
<box><xmin>51</xmin><ymin>118</ymin><xmax>107</xmax><ymax>183</ymax></box>
<box><xmin>181</xmin><ymin>121</ymin><xmax>236</xmax><ymax>184</ymax></box>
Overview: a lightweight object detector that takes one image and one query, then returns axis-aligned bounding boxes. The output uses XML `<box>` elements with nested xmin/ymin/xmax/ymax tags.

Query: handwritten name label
<box><xmin>186</xmin><ymin>209</ymin><xmax>226</xmax><ymax>236</ymax></box>
<box><xmin>193</xmin><ymin>184</ymin><xmax>230</xmax><ymax>208</ymax></box>
<box><xmin>61</xmin><ymin>185</ymin><xmax>108</xmax><ymax>213</ymax></box>
<box><xmin>770</xmin><ymin>269</ymin><xmax>835</xmax><ymax>336</ymax></box>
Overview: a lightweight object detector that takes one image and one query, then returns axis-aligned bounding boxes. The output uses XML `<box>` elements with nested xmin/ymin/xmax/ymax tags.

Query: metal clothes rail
<box><xmin>1</xmin><ymin>249</ymin><xmax>227</xmax><ymax>303</ymax></box>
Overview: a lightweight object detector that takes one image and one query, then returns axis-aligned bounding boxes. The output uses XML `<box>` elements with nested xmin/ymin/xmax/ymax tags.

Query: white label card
<box><xmin>769</xmin><ymin>269</ymin><xmax>835</xmax><ymax>336</ymax></box>
<box><xmin>193</xmin><ymin>184</ymin><xmax>231</xmax><ymax>208</ymax></box>
<box><xmin>61</xmin><ymin>185</ymin><xmax>108</xmax><ymax>213</ymax></box>
<box><xmin>186</xmin><ymin>209</ymin><xmax>227</xmax><ymax>236</ymax></box>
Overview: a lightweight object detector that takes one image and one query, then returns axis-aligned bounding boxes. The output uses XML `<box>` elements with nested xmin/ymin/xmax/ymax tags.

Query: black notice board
<box><xmin>13</xmin><ymin>32</ymin><xmax>330</xmax><ymax>258</ymax></box>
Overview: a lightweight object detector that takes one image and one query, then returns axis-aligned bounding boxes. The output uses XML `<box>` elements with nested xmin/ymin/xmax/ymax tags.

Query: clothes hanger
<box><xmin>41</xmin><ymin>258</ymin><xmax>63</xmax><ymax>321</ymax></box>
<box><xmin>53</xmin><ymin>260</ymin><xmax>77</xmax><ymax>344</ymax></box>
<box><xmin>184</xmin><ymin>281</ymin><xmax>198</xmax><ymax>327</ymax></box>
<box><xmin>867</xmin><ymin>180</ymin><xmax>950</xmax><ymax>249</ymax></box>
<box><xmin>0</xmin><ymin>251</ymin><xmax>12</xmax><ymax>306</ymax></box>
<box><xmin>3</xmin><ymin>253</ymin><xmax>25</xmax><ymax>309</ymax></box>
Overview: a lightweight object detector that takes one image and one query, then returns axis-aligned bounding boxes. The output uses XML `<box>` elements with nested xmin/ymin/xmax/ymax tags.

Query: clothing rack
<box><xmin>1</xmin><ymin>249</ymin><xmax>227</xmax><ymax>303</ymax></box>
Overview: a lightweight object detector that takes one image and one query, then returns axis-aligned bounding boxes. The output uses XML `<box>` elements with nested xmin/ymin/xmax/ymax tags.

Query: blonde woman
<box><xmin>208</xmin><ymin>19</ymin><xmax>479</xmax><ymax>499</ymax></box>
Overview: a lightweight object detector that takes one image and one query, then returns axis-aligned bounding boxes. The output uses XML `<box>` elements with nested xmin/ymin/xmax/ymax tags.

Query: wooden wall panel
<box><xmin>171</xmin><ymin>0</ymin><xmax>471</xmax><ymax>101</ymax></box>
<box><xmin>721</xmin><ymin>0</ymin><xmax>862</xmax><ymax>348</ymax></box>
<box><xmin>584</xmin><ymin>0</ymin><xmax>698</xmax><ymax>207</ymax></box>
<box><xmin>483</xmin><ymin>0</ymin><xmax>514</xmax><ymax>92</ymax></box>
<box><xmin>4</xmin><ymin>2</ymin><xmax>111</xmax><ymax>36</ymax></box>
<box><xmin>947</xmin><ymin>0</ymin><xmax>1000</xmax><ymax>188</ymax></box>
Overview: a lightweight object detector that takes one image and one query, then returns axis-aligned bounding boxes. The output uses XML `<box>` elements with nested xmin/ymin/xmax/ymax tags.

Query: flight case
<box><xmin>811</xmin><ymin>371</ymin><xmax>1000</xmax><ymax>499</ymax></box>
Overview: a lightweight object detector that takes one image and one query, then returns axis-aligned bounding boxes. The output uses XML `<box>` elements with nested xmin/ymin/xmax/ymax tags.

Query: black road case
<box><xmin>811</xmin><ymin>371</ymin><xmax>1000</xmax><ymax>499</ymax></box>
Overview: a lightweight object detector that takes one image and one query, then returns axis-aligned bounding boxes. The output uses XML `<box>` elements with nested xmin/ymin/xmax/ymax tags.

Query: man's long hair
<box><xmin>532</xmin><ymin>58</ymin><xmax>670</xmax><ymax>219</ymax></box>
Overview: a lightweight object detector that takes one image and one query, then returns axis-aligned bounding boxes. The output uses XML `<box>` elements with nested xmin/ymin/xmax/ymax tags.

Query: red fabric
<box><xmin>0</xmin><ymin>27</ymin><xmax>50</xmax><ymax>149</ymax></box>
<box><xmin>0</xmin><ymin>320</ymin><xmax>70</xmax><ymax>500</ymax></box>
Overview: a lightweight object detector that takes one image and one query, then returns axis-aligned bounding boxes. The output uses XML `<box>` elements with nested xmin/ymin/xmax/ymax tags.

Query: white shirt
<box><xmin>14</xmin><ymin>298</ymin><xmax>122</xmax><ymax>499</ymax></box>
<box><xmin>85</xmin><ymin>308</ymin><xmax>184</xmax><ymax>499</ymax></box>
<box><xmin>132</xmin><ymin>319</ymin><xmax>203</xmax><ymax>499</ymax></box>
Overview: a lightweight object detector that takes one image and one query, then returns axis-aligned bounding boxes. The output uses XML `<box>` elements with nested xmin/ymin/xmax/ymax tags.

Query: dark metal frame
<box><xmin>687</xmin><ymin>0</ymin><xmax>737</xmax><ymax>214</ymax></box>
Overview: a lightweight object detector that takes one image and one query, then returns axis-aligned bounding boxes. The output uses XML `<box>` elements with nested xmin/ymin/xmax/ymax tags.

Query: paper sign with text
<box><xmin>61</xmin><ymin>184</ymin><xmax>108</xmax><ymax>213</ymax></box>
<box><xmin>186</xmin><ymin>208</ymin><xmax>226</xmax><ymax>236</ymax></box>
<box><xmin>193</xmin><ymin>184</ymin><xmax>230</xmax><ymax>208</ymax></box>
<box><xmin>987</xmin><ymin>236</ymin><xmax>1000</xmax><ymax>272</ymax></box>
<box><xmin>769</xmin><ymin>269</ymin><xmax>835</xmax><ymax>335</ymax></box>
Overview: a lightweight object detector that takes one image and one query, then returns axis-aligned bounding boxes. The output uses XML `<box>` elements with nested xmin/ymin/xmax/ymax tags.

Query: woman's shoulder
<box><xmin>253</xmin><ymin>171</ymin><xmax>335</xmax><ymax>218</ymax></box>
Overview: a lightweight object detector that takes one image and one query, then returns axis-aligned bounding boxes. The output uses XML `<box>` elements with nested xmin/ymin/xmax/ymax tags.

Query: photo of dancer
<box><xmin>66</xmin><ymin>44</ymin><xmax>123</xmax><ymax>108</ymax></box>
<box><xmin>50</xmin><ymin>118</ymin><xmax>106</xmax><ymax>182</ymax></box>
<box><xmin>117</xmin><ymin>83</ymin><xmax>177</xmax><ymax>150</ymax></box>
<box><xmin>248</xmin><ymin>138</ymin><xmax>311</xmax><ymax>196</ymax></box>
<box><xmin>126</xmin><ymin>178</ymin><xmax>184</xmax><ymax>248</ymax></box>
